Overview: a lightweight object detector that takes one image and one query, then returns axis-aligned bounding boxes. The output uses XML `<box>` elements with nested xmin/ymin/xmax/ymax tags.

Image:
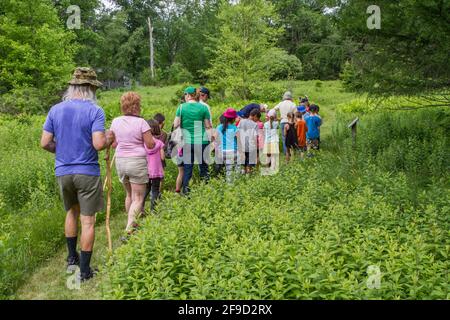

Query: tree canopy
<box><xmin>0</xmin><ymin>0</ymin><xmax>448</xmax><ymax>113</ymax></box>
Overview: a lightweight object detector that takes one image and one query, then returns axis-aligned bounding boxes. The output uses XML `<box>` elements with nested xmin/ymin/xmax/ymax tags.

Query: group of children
<box><xmin>141</xmin><ymin>95</ymin><xmax>322</xmax><ymax>210</ymax></box>
<box><xmin>284</xmin><ymin>97</ymin><xmax>322</xmax><ymax>162</ymax></box>
<box><xmin>212</xmin><ymin>96</ymin><xmax>322</xmax><ymax>180</ymax></box>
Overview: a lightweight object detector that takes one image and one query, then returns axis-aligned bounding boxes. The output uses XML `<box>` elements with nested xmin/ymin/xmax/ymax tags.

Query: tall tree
<box><xmin>206</xmin><ymin>0</ymin><xmax>282</xmax><ymax>99</ymax></box>
<box><xmin>0</xmin><ymin>0</ymin><xmax>76</xmax><ymax>109</ymax></box>
<box><xmin>271</xmin><ymin>0</ymin><xmax>351</xmax><ymax>80</ymax></box>
<box><xmin>336</xmin><ymin>0</ymin><xmax>450</xmax><ymax>97</ymax></box>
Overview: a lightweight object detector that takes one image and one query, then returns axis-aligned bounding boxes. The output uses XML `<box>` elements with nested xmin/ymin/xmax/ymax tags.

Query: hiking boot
<box><xmin>66</xmin><ymin>253</ymin><xmax>80</xmax><ymax>274</ymax></box>
<box><xmin>78</xmin><ymin>267</ymin><xmax>98</xmax><ymax>282</ymax></box>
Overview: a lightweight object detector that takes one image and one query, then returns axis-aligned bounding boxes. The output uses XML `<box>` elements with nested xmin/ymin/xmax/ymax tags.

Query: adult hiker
<box><xmin>41</xmin><ymin>67</ymin><xmax>114</xmax><ymax>282</ymax></box>
<box><xmin>237</xmin><ymin>103</ymin><xmax>268</xmax><ymax>120</ymax></box>
<box><xmin>273</xmin><ymin>91</ymin><xmax>297</xmax><ymax>155</ymax></box>
<box><xmin>173</xmin><ymin>86</ymin><xmax>213</xmax><ymax>194</ymax></box>
<box><xmin>110</xmin><ymin>92</ymin><xmax>155</xmax><ymax>239</ymax></box>
<box><xmin>199</xmin><ymin>86</ymin><xmax>212</xmax><ymax>119</ymax></box>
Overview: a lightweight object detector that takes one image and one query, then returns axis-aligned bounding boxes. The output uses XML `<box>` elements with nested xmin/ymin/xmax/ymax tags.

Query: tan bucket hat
<box><xmin>68</xmin><ymin>67</ymin><xmax>103</xmax><ymax>87</ymax></box>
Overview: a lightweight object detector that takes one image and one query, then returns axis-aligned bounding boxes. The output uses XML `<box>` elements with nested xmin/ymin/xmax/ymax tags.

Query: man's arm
<box><xmin>92</xmin><ymin>130</ymin><xmax>115</xmax><ymax>151</ymax></box>
<box><xmin>41</xmin><ymin>131</ymin><xmax>56</xmax><ymax>153</ymax></box>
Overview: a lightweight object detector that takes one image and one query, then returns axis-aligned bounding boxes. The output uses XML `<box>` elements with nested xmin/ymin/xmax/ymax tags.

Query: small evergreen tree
<box><xmin>206</xmin><ymin>0</ymin><xmax>282</xmax><ymax>99</ymax></box>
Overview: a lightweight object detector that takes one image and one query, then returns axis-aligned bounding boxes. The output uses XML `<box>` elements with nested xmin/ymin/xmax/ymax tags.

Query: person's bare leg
<box><xmin>65</xmin><ymin>204</ymin><xmax>80</xmax><ymax>264</ymax></box>
<box><xmin>126</xmin><ymin>183</ymin><xmax>146</xmax><ymax>231</ymax></box>
<box><xmin>65</xmin><ymin>204</ymin><xmax>80</xmax><ymax>237</ymax></box>
<box><xmin>79</xmin><ymin>215</ymin><xmax>95</xmax><ymax>276</ymax></box>
<box><xmin>80</xmin><ymin>215</ymin><xmax>95</xmax><ymax>252</ymax></box>
<box><xmin>123</xmin><ymin>182</ymin><xmax>132</xmax><ymax>214</ymax></box>
<box><xmin>176</xmin><ymin>167</ymin><xmax>184</xmax><ymax>192</ymax></box>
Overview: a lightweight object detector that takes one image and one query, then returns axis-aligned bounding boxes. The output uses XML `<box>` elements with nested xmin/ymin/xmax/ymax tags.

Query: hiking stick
<box><xmin>103</xmin><ymin>153</ymin><xmax>116</xmax><ymax>190</ymax></box>
<box><xmin>105</xmin><ymin>147</ymin><xmax>113</xmax><ymax>253</ymax></box>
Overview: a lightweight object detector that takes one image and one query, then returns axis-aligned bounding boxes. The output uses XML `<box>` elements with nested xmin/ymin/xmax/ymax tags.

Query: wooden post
<box><xmin>147</xmin><ymin>17</ymin><xmax>155</xmax><ymax>80</ymax></box>
<box><xmin>348</xmin><ymin>117</ymin><xmax>359</xmax><ymax>148</ymax></box>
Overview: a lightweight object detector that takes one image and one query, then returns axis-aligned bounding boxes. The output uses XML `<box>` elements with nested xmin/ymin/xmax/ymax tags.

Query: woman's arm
<box><xmin>143</xmin><ymin>130</ymin><xmax>155</xmax><ymax>149</ymax></box>
<box><xmin>160</xmin><ymin>148</ymin><xmax>165</xmax><ymax>161</ymax></box>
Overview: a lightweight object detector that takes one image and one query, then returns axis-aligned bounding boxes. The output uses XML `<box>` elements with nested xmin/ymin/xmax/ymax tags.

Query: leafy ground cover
<box><xmin>3</xmin><ymin>81</ymin><xmax>448</xmax><ymax>300</ymax></box>
<box><xmin>102</xmin><ymin>108</ymin><xmax>449</xmax><ymax>299</ymax></box>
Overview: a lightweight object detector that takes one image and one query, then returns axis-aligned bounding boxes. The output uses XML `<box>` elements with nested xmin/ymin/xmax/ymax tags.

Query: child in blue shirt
<box><xmin>305</xmin><ymin>104</ymin><xmax>322</xmax><ymax>157</ymax></box>
<box><xmin>215</xmin><ymin>108</ymin><xmax>241</xmax><ymax>183</ymax></box>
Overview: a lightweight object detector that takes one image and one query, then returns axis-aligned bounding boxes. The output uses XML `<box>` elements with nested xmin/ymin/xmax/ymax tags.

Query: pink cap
<box><xmin>223</xmin><ymin>108</ymin><xmax>238</xmax><ymax>119</ymax></box>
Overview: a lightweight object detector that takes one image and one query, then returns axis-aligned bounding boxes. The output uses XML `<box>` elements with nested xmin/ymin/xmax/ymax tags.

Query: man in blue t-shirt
<box><xmin>41</xmin><ymin>67</ymin><xmax>114</xmax><ymax>282</ymax></box>
<box><xmin>237</xmin><ymin>103</ymin><xmax>267</xmax><ymax>119</ymax></box>
<box><xmin>305</xmin><ymin>104</ymin><xmax>322</xmax><ymax>156</ymax></box>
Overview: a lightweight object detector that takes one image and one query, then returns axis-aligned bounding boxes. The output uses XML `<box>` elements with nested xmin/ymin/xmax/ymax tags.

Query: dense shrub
<box><xmin>257</xmin><ymin>48</ymin><xmax>303</xmax><ymax>81</ymax></box>
<box><xmin>103</xmin><ymin>155</ymin><xmax>448</xmax><ymax>299</ymax></box>
<box><xmin>102</xmin><ymin>109</ymin><xmax>449</xmax><ymax>300</ymax></box>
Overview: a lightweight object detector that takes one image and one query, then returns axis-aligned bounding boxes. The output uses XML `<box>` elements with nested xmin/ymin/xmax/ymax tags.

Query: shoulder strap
<box><xmin>179</xmin><ymin>104</ymin><xmax>183</xmax><ymax>129</ymax></box>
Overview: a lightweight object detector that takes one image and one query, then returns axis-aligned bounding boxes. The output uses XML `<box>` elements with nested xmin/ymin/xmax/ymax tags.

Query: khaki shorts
<box><xmin>115</xmin><ymin>157</ymin><xmax>148</xmax><ymax>185</ymax></box>
<box><xmin>57</xmin><ymin>175</ymin><xmax>104</xmax><ymax>216</ymax></box>
<box><xmin>263</xmin><ymin>142</ymin><xmax>280</xmax><ymax>155</ymax></box>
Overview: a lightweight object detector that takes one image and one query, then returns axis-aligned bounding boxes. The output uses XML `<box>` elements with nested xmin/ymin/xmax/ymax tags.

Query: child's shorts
<box><xmin>307</xmin><ymin>139</ymin><xmax>319</xmax><ymax>150</ymax></box>
<box><xmin>244</xmin><ymin>151</ymin><xmax>257</xmax><ymax>167</ymax></box>
<box><xmin>263</xmin><ymin>142</ymin><xmax>280</xmax><ymax>155</ymax></box>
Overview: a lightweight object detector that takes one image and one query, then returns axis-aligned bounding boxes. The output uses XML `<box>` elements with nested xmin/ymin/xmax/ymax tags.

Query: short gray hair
<box><xmin>63</xmin><ymin>85</ymin><xmax>97</xmax><ymax>102</ymax></box>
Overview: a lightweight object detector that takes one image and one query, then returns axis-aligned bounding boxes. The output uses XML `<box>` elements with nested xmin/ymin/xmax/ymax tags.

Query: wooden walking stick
<box><xmin>103</xmin><ymin>153</ymin><xmax>116</xmax><ymax>190</ymax></box>
<box><xmin>105</xmin><ymin>147</ymin><xmax>113</xmax><ymax>253</ymax></box>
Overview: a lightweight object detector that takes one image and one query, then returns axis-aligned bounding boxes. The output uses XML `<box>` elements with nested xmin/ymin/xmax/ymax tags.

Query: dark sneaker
<box><xmin>66</xmin><ymin>254</ymin><xmax>80</xmax><ymax>274</ymax></box>
<box><xmin>78</xmin><ymin>267</ymin><xmax>98</xmax><ymax>282</ymax></box>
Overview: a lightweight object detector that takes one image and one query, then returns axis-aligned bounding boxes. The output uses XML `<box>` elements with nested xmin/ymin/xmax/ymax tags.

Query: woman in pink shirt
<box><xmin>110</xmin><ymin>92</ymin><xmax>155</xmax><ymax>236</ymax></box>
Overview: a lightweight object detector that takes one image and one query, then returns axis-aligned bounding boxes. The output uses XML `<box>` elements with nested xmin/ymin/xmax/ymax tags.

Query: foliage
<box><xmin>257</xmin><ymin>48</ymin><xmax>303</xmax><ymax>81</ymax></box>
<box><xmin>336</xmin><ymin>0</ymin><xmax>450</xmax><ymax>96</ymax></box>
<box><xmin>271</xmin><ymin>0</ymin><xmax>351</xmax><ymax>80</ymax></box>
<box><xmin>205</xmin><ymin>0</ymin><xmax>282</xmax><ymax>99</ymax></box>
<box><xmin>162</xmin><ymin>63</ymin><xmax>194</xmax><ymax>85</ymax></box>
<box><xmin>0</xmin><ymin>0</ymin><xmax>76</xmax><ymax>112</ymax></box>
<box><xmin>103</xmin><ymin>108</ymin><xmax>448</xmax><ymax>300</ymax></box>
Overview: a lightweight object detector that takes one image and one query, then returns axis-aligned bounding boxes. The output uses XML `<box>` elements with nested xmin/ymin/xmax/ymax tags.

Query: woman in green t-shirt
<box><xmin>173</xmin><ymin>87</ymin><xmax>213</xmax><ymax>194</ymax></box>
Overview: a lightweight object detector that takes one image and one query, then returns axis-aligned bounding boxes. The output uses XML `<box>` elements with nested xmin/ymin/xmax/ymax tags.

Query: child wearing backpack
<box><xmin>284</xmin><ymin>112</ymin><xmax>298</xmax><ymax>162</ymax></box>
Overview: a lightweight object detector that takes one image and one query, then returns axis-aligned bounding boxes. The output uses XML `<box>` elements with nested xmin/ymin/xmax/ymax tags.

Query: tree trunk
<box><xmin>147</xmin><ymin>17</ymin><xmax>155</xmax><ymax>80</ymax></box>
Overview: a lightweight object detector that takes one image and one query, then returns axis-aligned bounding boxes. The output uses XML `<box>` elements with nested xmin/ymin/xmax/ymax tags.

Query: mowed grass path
<box><xmin>15</xmin><ymin>81</ymin><xmax>356</xmax><ymax>300</ymax></box>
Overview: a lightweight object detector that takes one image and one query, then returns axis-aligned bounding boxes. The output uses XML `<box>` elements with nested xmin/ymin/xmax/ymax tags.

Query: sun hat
<box><xmin>223</xmin><ymin>108</ymin><xmax>238</xmax><ymax>119</ymax></box>
<box><xmin>68</xmin><ymin>67</ymin><xmax>103</xmax><ymax>87</ymax></box>
<box><xmin>199</xmin><ymin>87</ymin><xmax>210</xmax><ymax>98</ymax></box>
<box><xmin>268</xmin><ymin>109</ymin><xmax>277</xmax><ymax>118</ymax></box>
<box><xmin>184</xmin><ymin>86</ymin><xmax>196</xmax><ymax>95</ymax></box>
<box><xmin>297</xmin><ymin>105</ymin><xmax>306</xmax><ymax>113</ymax></box>
<box><xmin>260</xmin><ymin>104</ymin><xmax>268</xmax><ymax>112</ymax></box>
<box><xmin>283</xmin><ymin>91</ymin><xmax>293</xmax><ymax>100</ymax></box>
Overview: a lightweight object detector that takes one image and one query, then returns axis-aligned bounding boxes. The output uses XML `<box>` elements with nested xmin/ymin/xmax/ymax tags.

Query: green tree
<box><xmin>0</xmin><ymin>0</ymin><xmax>76</xmax><ymax>113</ymax></box>
<box><xmin>257</xmin><ymin>47</ymin><xmax>303</xmax><ymax>81</ymax></box>
<box><xmin>206</xmin><ymin>0</ymin><xmax>282</xmax><ymax>99</ymax></box>
<box><xmin>336</xmin><ymin>0</ymin><xmax>450</xmax><ymax>97</ymax></box>
<box><xmin>271</xmin><ymin>0</ymin><xmax>351</xmax><ymax>80</ymax></box>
